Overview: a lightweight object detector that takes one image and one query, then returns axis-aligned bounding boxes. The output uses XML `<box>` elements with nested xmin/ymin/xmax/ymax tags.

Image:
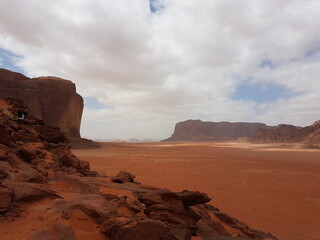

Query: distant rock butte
<box><xmin>0</xmin><ymin>68</ymin><xmax>83</xmax><ymax>138</ymax></box>
<box><xmin>164</xmin><ymin>119</ymin><xmax>273</xmax><ymax>141</ymax></box>
<box><xmin>252</xmin><ymin>121</ymin><xmax>320</xmax><ymax>145</ymax></box>
<box><xmin>165</xmin><ymin>119</ymin><xmax>320</xmax><ymax>147</ymax></box>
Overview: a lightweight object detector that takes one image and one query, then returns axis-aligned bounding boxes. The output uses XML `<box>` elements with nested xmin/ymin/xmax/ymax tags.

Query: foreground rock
<box><xmin>0</xmin><ymin>98</ymin><xmax>277</xmax><ymax>240</ymax></box>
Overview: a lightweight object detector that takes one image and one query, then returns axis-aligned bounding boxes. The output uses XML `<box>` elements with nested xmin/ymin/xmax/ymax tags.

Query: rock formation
<box><xmin>0</xmin><ymin>98</ymin><xmax>277</xmax><ymax>239</ymax></box>
<box><xmin>0</xmin><ymin>68</ymin><xmax>83</xmax><ymax>138</ymax></box>
<box><xmin>252</xmin><ymin>121</ymin><xmax>320</xmax><ymax>147</ymax></box>
<box><xmin>165</xmin><ymin>120</ymin><xmax>273</xmax><ymax>141</ymax></box>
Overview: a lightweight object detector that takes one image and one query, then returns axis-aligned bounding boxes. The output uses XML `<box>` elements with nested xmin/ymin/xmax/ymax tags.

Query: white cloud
<box><xmin>0</xmin><ymin>0</ymin><xmax>320</xmax><ymax>139</ymax></box>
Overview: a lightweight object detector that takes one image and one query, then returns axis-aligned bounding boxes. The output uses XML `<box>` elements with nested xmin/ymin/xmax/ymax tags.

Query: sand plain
<box><xmin>73</xmin><ymin>142</ymin><xmax>320</xmax><ymax>240</ymax></box>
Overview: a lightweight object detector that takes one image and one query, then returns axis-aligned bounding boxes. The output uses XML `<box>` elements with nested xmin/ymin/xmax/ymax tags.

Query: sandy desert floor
<box><xmin>73</xmin><ymin>142</ymin><xmax>320</xmax><ymax>240</ymax></box>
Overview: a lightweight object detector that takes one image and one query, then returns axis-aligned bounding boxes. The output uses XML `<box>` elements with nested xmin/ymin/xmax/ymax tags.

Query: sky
<box><xmin>0</xmin><ymin>0</ymin><xmax>320</xmax><ymax>140</ymax></box>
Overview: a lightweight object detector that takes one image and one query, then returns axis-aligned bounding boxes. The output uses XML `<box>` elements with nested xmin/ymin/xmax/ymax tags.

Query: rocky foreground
<box><xmin>0</xmin><ymin>98</ymin><xmax>277</xmax><ymax>240</ymax></box>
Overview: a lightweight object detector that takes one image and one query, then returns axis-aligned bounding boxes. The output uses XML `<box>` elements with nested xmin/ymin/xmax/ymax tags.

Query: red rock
<box><xmin>50</xmin><ymin>222</ymin><xmax>76</xmax><ymax>240</ymax></box>
<box><xmin>164</xmin><ymin>120</ymin><xmax>272</xmax><ymax>141</ymax></box>
<box><xmin>26</xmin><ymin>222</ymin><xmax>75</xmax><ymax>240</ymax></box>
<box><xmin>111</xmin><ymin>171</ymin><xmax>136</xmax><ymax>183</ymax></box>
<box><xmin>102</xmin><ymin>217</ymin><xmax>168</xmax><ymax>240</ymax></box>
<box><xmin>52</xmin><ymin>194</ymin><xmax>115</xmax><ymax>221</ymax></box>
<box><xmin>178</xmin><ymin>190</ymin><xmax>211</xmax><ymax>207</ymax></box>
<box><xmin>102</xmin><ymin>216</ymin><xmax>192</xmax><ymax>240</ymax></box>
<box><xmin>0</xmin><ymin>168</ymin><xmax>8</xmax><ymax>180</ymax></box>
<box><xmin>0</xmin><ymin>125</ymin><xmax>15</xmax><ymax>146</ymax></box>
<box><xmin>252</xmin><ymin>121</ymin><xmax>320</xmax><ymax>146</ymax></box>
<box><xmin>0</xmin><ymin>68</ymin><xmax>83</xmax><ymax>138</ymax></box>
<box><xmin>31</xmin><ymin>125</ymin><xmax>67</xmax><ymax>143</ymax></box>
<box><xmin>138</xmin><ymin>190</ymin><xmax>184</xmax><ymax>212</ymax></box>
<box><xmin>25</xmin><ymin>229</ymin><xmax>56</xmax><ymax>240</ymax></box>
<box><xmin>17</xmin><ymin>167</ymin><xmax>42</xmax><ymax>183</ymax></box>
<box><xmin>4</xmin><ymin>182</ymin><xmax>60</xmax><ymax>202</ymax></box>
<box><xmin>0</xmin><ymin>186</ymin><xmax>13</xmax><ymax>213</ymax></box>
<box><xmin>16</xmin><ymin>147</ymin><xmax>37</xmax><ymax>163</ymax></box>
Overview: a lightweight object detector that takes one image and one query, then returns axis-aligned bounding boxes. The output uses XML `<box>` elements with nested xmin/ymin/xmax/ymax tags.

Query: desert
<box><xmin>73</xmin><ymin>141</ymin><xmax>320</xmax><ymax>240</ymax></box>
<box><xmin>0</xmin><ymin>97</ymin><xmax>278</xmax><ymax>240</ymax></box>
<box><xmin>1</xmin><ymin>2</ymin><xmax>320</xmax><ymax>239</ymax></box>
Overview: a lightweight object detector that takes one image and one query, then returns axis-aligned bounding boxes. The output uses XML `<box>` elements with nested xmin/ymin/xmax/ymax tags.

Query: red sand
<box><xmin>72</xmin><ymin>142</ymin><xmax>320</xmax><ymax>240</ymax></box>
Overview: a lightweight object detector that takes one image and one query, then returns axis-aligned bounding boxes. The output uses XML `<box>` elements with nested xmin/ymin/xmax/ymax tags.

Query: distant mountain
<box><xmin>252</xmin><ymin>120</ymin><xmax>320</xmax><ymax>146</ymax></box>
<box><xmin>163</xmin><ymin>119</ymin><xmax>273</xmax><ymax>141</ymax></box>
<box><xmin>164</xmin><ymin>119</ymin><xmax>320</xmax><ymax>147</ymax></box>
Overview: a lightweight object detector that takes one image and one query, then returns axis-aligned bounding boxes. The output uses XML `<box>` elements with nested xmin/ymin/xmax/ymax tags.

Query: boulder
<box><xmin>16</xmin><ymin>148</ymin><xmax>37</xmax><ymax>163</ymax></box>
<box><xmin>138</xmin><ymin>190</ymin><xmax>184</xmax><ymax>212</ymax></box>
<box><xmin>111</xmin><ymin>171</ymin><xmax>136</xmax><ymax>183</ymax></box>
<box><xmin>138</xmin><ymin>190</ymin><xmax>200</xmax><ymax>234</ymax></box>
<box><xmin>178</xmin><ymin>190</ymin><xmax>211</xmax><ymax>207</ymax></box>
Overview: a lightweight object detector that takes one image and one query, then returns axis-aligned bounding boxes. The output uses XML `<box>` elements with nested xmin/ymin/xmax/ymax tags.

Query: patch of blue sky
<box><xmin>306</xmin><ymin>47</ymin><xmax>320</xmax><ymax>57</ymax></box>
<box><xmin>149</xmin><ymin>0</ymin><xmax>164</xmax><ymax>13</ymax></box>
<box><xmin>260</xmin><ymin>59</ymin><xmax>275</xmax><ymax>69</ymax></box>
<box><xmin>84</xmin><ymin>97</ymin><xmax>108</xmax><ymax>110</ymax></box>
<box><xmin>0</xmin><ymin>48</ymin><xmax>24</xmax><ymax>74</ymax></box>
<box><xmin>232</xmin><ymin>82</ymin><xmax>300</xmax><ymax>104</ymax></box>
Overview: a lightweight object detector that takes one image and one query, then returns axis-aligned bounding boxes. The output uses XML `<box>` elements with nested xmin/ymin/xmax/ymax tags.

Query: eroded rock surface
<box><xmin>0</xmin><ymin>68</ymin><xmax>83</xmax><ymax>138</ymax></box>
<box><xmin>252</xmin><ymin>121</ymin><xmax>320</xmax><ymax>147</ymax></box>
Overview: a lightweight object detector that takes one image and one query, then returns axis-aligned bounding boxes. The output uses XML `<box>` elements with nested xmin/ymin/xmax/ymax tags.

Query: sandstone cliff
<box><xmin>252</xmin><ymin>121</ymin><xmax>320</xmax><ymax>146</ymax></box>
<box><xmin>0</xmin><ymin>68</ymin><xmax>83</xmax><ymax>138</ymax></box>
<box><xmin>164</xmin><ymin>119</ymin><xmax>273</xmax><ymax>141</ymax></box>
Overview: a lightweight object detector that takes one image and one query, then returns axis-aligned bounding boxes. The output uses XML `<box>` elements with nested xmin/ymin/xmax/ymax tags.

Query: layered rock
<box><xmin>165</xmin><ymin>120</ymin><xmax>273</xmax><ymax>141</ymax></box>
<box><xmin>252</xmin><ymin>121</ymin><xmax>320</xmax><ymax>147</ymax></box>
<box><xmin>0</xmin><ymin>98</ymin><xmax>277</xmax><ymax>239</ymax></box>
<box><xmin>0</xmin><ymin>68</ymin><xmax>83</xmax><ymax>138</ymax></box>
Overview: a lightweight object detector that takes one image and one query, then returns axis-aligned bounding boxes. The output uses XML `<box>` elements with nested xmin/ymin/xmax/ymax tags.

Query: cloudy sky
<box><xmin>0</xmin><ymin>0</ymin><xmax>320</xmax><ymax>140</ymax></box>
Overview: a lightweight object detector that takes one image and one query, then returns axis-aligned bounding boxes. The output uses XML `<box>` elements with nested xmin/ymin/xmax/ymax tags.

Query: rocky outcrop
<box><xmin>252</xmin><ymin>121</ymin><xmax>320</xmax><ymax>147</ymax></box>
<box><xmin>0</xmin><ymin>98</ymin><xmax>277</xmax><ymax>239</ymax></box>
<box><xmin>164</xmin><ymin>120</ymin><xmax>273</xmax><ymax>141</ymax></box>
<box><xmin>0</xmin><ymin>68</ymin><xmax>83</xmax><ymax>138</ymax></box>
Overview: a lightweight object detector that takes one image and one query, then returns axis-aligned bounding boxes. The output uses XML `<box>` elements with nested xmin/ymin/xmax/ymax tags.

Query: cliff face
<box><xmin>252</xmin><ymin>121</ymin><xmax>320</xmax><ymax>144</ymax></box>
<box><xmin>0</xmin><ymin>68</ymin><xmax>83</xmax><ymax>138</ymax></box>
<box><xmin>165</xmin><ymin>119</ymin><xmax>272</xmax><ymax>141</ymax></box>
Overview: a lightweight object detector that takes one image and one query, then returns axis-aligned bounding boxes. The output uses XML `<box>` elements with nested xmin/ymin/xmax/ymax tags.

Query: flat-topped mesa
<box><xmin>0</xmin><ymin>68</ymin><xmax>83</xmax><ymax>138</ymax></box>
<box><xmin>164</xmin><ymin>119</ymin><xmax>273</xmax><ymax>141</ymax></box>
